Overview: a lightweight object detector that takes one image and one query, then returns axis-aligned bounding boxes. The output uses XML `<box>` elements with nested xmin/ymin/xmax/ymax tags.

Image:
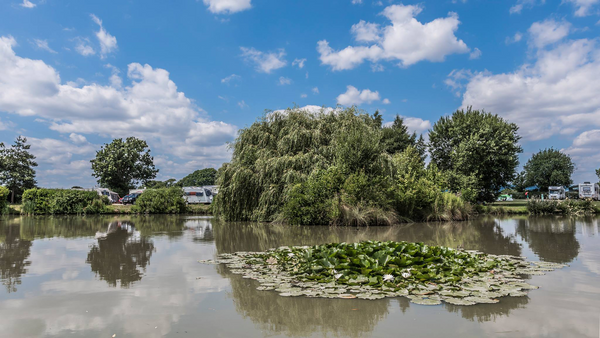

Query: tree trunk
<box><xmin>10</xmin><ymin>189</ymin><xmax>14</xmax><ymax>204</ymax></box>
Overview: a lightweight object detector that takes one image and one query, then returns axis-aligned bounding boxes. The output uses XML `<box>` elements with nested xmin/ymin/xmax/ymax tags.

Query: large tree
<box><xmin>0</xmin><ymin>136</ymin><xmax>38</xmax><ymax>203</ymax></box>
<box><xmin>90</xmin><ymin>137</ymin><xmax>158</xmax><ymax>196</ymax></box>
<box><xmin>381</xmin><ymin>115</ymin><xmax>417</xmax><ymax>155</ymax></box>
<box><xmin>177</xmin><ymin>168</ymin><xmax>218</xmax><ymax>187</ymax></box>
<box><xmin>597</xmin><ymin>168</ymin><xmax>600</xmax><ymax>182</ymax></box>
<box><xmin>523</xmin><ymin>148</ymin><xmax>575</xmax><ymax>191</ymax></box>
<box><xmin>429</xmin><ymin>107</ymin><xmax>522</xmax><ymax>202</ymax></box>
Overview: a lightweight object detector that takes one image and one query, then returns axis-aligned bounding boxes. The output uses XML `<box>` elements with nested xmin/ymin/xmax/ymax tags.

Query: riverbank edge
<box><xmin>5</xmin><ymin>203</ymin><xmax>212</xmax><ymax>216</ymax></box>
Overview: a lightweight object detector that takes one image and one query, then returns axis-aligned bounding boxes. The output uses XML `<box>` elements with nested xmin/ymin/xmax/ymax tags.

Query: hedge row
<box><xmin>131</xmin><ymin>187</ymin><xmax>187</xmax><ymax>214</ymax></box>
<box><xmin>22</xmin><ymin>188</ymin><xmax>109</xmax><ymax>215</ymax></box>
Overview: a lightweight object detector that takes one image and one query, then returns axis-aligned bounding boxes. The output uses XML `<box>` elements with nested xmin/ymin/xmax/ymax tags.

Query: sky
<box><xmin>1</xmin><ymin>0</ymin><xmax>600</xmax><ymax>188</ymax></box>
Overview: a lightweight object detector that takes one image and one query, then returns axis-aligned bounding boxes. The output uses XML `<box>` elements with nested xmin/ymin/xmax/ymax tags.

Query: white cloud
<box><xmin>509</xmin><ymin>0</ymin><xmax>540</xmax><ymax>14</ymax></box>
<box><xmin>300</xmin><ymin>93</ymin><xmax>308</xmax><ymax>98</ymax></box>
<box><xmin>221</xmin><ymin>74</ymin><xmax>241</xmax><ymax>84</ymax></box>
<box><xmin>458</xmin><ymin>38</ymin><xmax>600</xmax><ymax>143</ymax></box>
<box><xmin>20</xmin><ymin>0</ymin><xmax>35</xmax><ymax>8</ymax></box>
<box><xmin>237</xmin><ymin>100</ymin><xmax>248</xmax><ymax>109</ymax></box>
<box><xmin>318</xmin><ymin>4</ymin><xmax>469</xmax><ymax>71</ymax></box>
<box><xmin>91</xmin><ymin>14</ymin><xmax>117</xmax><ymax>58</ymax></box>
<box><xmin>352</xmin><ymin>0</ymin><xmax>363</xmax><ymax>4</ymax></box>
<box><xmin>384</xmin><ymin>116</ymin><xmax>431</xmax><ymax>135</ymax></box>
<box><xmin>74</xmin><ymin>38</ymin><xmax>95</xmax><ymax>56</ymax></box>
<box><xmin>32</xmin><ymin>39</ymin><xmax>57</xmax><ymax>54</ymax></box>
<box><xmin>69</xmin><ymin>133</ymin><xmax>88</xmax><ymax>144</ymax></box>
<box><xmin>240</xmin><ymin>47</ymin><xmax>286</xmax><ymax>73</ymax></box>
<box><xmin>351</xmin><ymin>20</ymin><xmax>381</xmax><ymax>43</ymax></box>
<box><xmin>528</xmin><ymin>19</ymin><xmax>571</xmax><ymax>49</ymax></box>
<box><xmin>278</xmin><ymin>76</ymin><xmax>292</xmax><ymax>85</ymax></box>
<box><xmin>506</xmin><ymin>32</ymin><xmax>523</xmax><ymax>45</ymax></box>
<box><xmin>312</xmin><ymin>87</ymin><xmax>319</xmax><ymax>94</ymax></box>
<box><xmin>565</xmin><ymin>0</ymin><xmax>600</xmax><ymax>17</ymax></box>
<box><xmin>292</xmin><ymin>58</ymin><xmax>306</xmax><ymax>69</ymax></box>
<box><xmin>203</xmin><ymin>0</ymin><xmax>251</xmax><ymax>14</ymax></box>
<box><xmin>336</xmin><ymin>85</ymin><xmax>381</xmax><ymax>105</ymax></box>
<box><xmin>469</xmin><ymin>48</ymin><xmax>482</xmax><ymax>59</ymax></box>
<box><xmin>445</xmin><ymin>68</ymin><xmax>476</xmax><ymax>96</ymax></box>
<box><xmin>382</xmin><ymin>98</ymin><xmax>390</xmax><ymax>104</ymax></box>
<box><xmin>0</xmin><ymin>35</ymin><xmax>237</xmax><ymax>173</ymax></box>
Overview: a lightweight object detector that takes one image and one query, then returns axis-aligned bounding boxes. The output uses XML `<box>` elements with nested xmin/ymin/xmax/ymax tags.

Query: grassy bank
<box><xmin>485</xmin><ymin>199</ymin><xmax>600</xmax><ymax>215</ymax></box>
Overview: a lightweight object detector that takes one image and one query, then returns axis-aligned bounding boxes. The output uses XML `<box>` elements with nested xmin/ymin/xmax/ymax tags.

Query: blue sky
<box><xmin>1</xmin><ymin>0</ymin><xmax>600</xmax><ymax>188</ymax></box>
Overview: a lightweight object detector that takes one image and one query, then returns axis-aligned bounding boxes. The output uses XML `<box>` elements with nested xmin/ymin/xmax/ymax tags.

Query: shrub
<box><xmin>22</xmin><ymin>188</ymin><xmax>100</xmax><ymax>214</ymax></box>
<box><xmin>527</xmin><ymin>200</ymin><xmax>559</xmax><ymax>215</ymax></box>
<box><xmin>0</xmin><ymin>186</ymin><xmax>9</xmax><ymax>215</ymax></box>
<box><xmin>427</xmin><ymin>192</ymin><xmax>472</xmax><ymax>222</ymax></box>
<box><xmin>131</xmin><ymin>187</ymin><xmax>187</xmax><ymax>214</ymax></box>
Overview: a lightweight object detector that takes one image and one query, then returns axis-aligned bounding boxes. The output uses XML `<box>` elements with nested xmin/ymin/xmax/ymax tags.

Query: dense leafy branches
<box><xmin>177</xmin><ymin>168</ymin><xmax>217</xmax><ymax>187</ymax></box>
<box><xmin>0</xmin><ymin>136</ymin><xmax>38</xmax><ymax>203</ymax></box>
<box><xmin>429</xmin><ymin>107</ymin><xmax>522</xmax><ymax>203</ymax></box>
<box><xmin>523</xmin><ymin>148</ymin><xmax>575</xmax><ymax>191</ymax></box>
<box><xmin>90</xmin><ymin>137</ymin><xmax>158</xmax><ymax>196</ymax></box>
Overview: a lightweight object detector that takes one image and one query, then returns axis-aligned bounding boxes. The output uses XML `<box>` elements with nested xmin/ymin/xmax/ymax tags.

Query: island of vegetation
<box><xmin>201</xmin><ymin>240</ymin><xmax>565</xmax><ymax>305</ymax></box>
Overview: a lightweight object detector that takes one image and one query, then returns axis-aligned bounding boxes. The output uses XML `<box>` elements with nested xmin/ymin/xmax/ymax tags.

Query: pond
<box><xmin>0</xmin><ymin>215</ymin><xmax>598</xmax><ymax>337</ymax></box>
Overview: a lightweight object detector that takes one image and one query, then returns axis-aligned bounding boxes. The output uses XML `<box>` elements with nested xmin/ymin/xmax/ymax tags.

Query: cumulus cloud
<box><xmin>336</xmin><ymin>85</ymin><xmax>381</xmax><ymax>105</ymax></box>
<box><xmin>240</xmin><ymin>47</ymin><xmax>286</xmax><ymax>73</ymax></box>
<box><xmin>278</xmin><ymin>76</ymin><xmax>292</xmax><ymax>85</ymax></box>
<box><xmin>457</xmin><ymin>38</ymin><xmax>600</xmax><ymax>143</ymax></box>
<box><xmin>469</xmin><ymin>48</ymin><xmax>482</xmax><ymax>59</ymax></box>
<box><xmin>32</xmin><ymin>39</ymin><xmax>56</xmax><ymax>54</ymax></box>
<box><xmin>292</xmin><ymin>58</ymin><xmax>306</xmax><ymax>69</ymax></box>
<box><xmin>382</xmin><ymin>98</ymin><xmax>390</xmax><ymax>104</ymax></box>
<box><xmin>318</xmin><ymin>4</ymin><xmax>470</xmax><ymax>70</ymax></box>
<box><xmin>385</xmin><ymin>116</ymin><xmax>431</xmax><ymax>135</ymax></box>
<box><xmin>565</xmin><ymin>0</ymin><xmax>600</xmax><ymax>17</ymax></box>
<box><xmin>20</xmin><ymin>0</ymin><xmax>35</xmax><ymax>8</ymax></box>
<box><xmin>91</xmin><ymin>14</ymin><xmax>117</xmax><ymax>58</ymax></box>
<box><xmin>509</xmin><ymin>0</ymin><xmax>541</xmax><ymax>14</ymax></box>
<box><xmin>0</xmin><ymin>36</ymin><xmax>237</xmax><ymax>179</ymax></box>
<box><xmin>203</xmin><ymin>0</ymin><xmax>252</xmax><ymax>14</ymax></box>
<box><xmin>528</xmin><ymin>19</ymin><xmax>571</xmax><ymax>49</ymax></box>
<box><xmin>221</xmin><ymin>74</ymin><xmax>241</xmax><ymax>84</ymax></box>
<box><xmin>74</xmin><ymin>38</ymin><xmax>95</xmax><ymax>56</ymax></box>
<box><xmin>506</xmin><ymin>32</ymin><xmax>523</xmax><ymax>45</ymax></box>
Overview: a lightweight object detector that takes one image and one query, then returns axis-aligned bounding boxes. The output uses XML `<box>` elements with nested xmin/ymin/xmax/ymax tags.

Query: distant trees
<box><xmin>0</xmin><ymin>136</ymin><xmax>38</xmax><ymax>203</ymax></box>
<box><xmin>523</xmin><ymin>148</ymin><xmax>574</xmax><ymax>191</ymax></box>
<box><xmin>90</xmin><ymin>137</ymin><xmax>158</xmax><ymax>196</ymax></box>
<box><xmin>596</xmin><ymin>168</ymin><xmax>600</xmax><ymax>182</ymax></box>
<box><xmin>428</xmin><ymin>108</ymin><xmax>522</xmax><ymax>203</ymax></box>
<box><xmin>177</xmin><ymin>168</ymin><xmax>217</xmax><ymax>187</ymax></box>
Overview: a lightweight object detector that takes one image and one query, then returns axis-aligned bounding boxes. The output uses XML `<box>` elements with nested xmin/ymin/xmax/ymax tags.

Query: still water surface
<box><xmin>0</xmin><ymin>215</ymin><xmax>599</xmax><ymax>337</ymax></box>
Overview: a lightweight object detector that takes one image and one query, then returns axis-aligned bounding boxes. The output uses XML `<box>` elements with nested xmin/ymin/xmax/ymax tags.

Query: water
<box><xmin>0</xmin><ymin>215</ymin><xmax>599</xmax><ymax>337</ymax></box>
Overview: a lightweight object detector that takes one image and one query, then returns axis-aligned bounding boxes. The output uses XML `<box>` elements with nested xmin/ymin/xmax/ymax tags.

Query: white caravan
<box><xmin>578</xmin><ymin>182</ymin><xmax>600</xmax><ymax>200</ymax></box>
<box><xmin>548</xmin><ymin>186</ymin><xmax>566</xmax><ymax>200</ymax></box>
<box><xmin>73</xmin><ymin>187</ymin><xmax>120</xmax><ymax>203</ymax></box>
<box><xmin>183</xmin><ymin>186</ymin><xmax>213</xmax><ymax>204</ymax></box>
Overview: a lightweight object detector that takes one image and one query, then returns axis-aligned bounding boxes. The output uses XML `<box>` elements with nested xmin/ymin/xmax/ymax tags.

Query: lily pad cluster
<box><xmin>199</xmin><ymin>241</ymin><xmax>566</xmax><ymax>306</ymax></box>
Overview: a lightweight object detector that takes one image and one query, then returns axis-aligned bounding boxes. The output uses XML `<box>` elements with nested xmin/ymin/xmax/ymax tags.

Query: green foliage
<box><xmin>0</xmin><ymin>186</ymin><xmax>9</xmax><ymax>215</ymax></box>
<box><xmin>596</xmin><ymin>168</ymin><xmax>600</xmax><ymax>182</ymax></box>
<box><xmin>511</xmin><ymin>171</ymin><xmax>527</xmax><ymax>192</ymax></box>
<box><xmin>527</xmin><ymin>199</ymin><xmax>595</xmax><ymax>215</ymax></box>
<box><xmin>90</xmin><ymin>137</ymin><xmax>159</xmax><ymax>196</ymax></box>
<box><xmin>143</xmin><ymin>178</ymin><xmax>177</xmax><ymax>189</ymax></box>
<box><xmin>215</xmin><ymin>107</ymin><xmax>472</xmax><ymax>225</ymax></box>
<box><xmin>429</xmin><ymin>107</ymin><xmax>522</xmax><ymax>203</ymax></box>
<box><xmin>523</xmin><ymin>148</ymin><xmax>575</xmax><ymax>191</ymax></box>
<box><xmin>428</xmin><ymin>192</ymin><xmax>473</xmax><ymax>222</ymax></box>
<box><xmin>22</xmin><ymin>188</ymin><xmax>101</xmax><ymax>214</ymax></box>
<box><xmin>0</xmin><ymin>136</ymin><xmax>38</xmax><ymax>203</ymax></box>
<box><xmin>177</xmin><ymin>168</ymin><xmax>218</xmax><ymax>187</ymax></box>
<box><xmin>131</xmin><ymin>187</ymin><xmax>187</xmax><ymax>214</ymax></box>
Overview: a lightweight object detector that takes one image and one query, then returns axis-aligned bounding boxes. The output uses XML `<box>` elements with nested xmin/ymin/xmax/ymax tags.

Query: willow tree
<box><xmin>213</xmin><ymin>107</ymin><xmax>398</xmax><ymax>223</ymax></box>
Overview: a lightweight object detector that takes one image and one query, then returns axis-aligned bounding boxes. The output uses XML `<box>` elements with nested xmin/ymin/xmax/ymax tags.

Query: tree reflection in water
<box><xmin>0</xmin><ymin>222</ymin><xmax>31</xmax><ymax>293</ymax></box>
<box><xmin>515</xmin><ymin>216</ymin><xmax>580</xmax><ymax>263</ymax></box>
<box><xmin>218</xmin><ymin>265</ymin><xmax>390</xmax><ymax>338</ymax></box>
<box><xmin>86</xmin><ymin>221</ymin><xmax>155</xmax><ymax>288</ymax></box>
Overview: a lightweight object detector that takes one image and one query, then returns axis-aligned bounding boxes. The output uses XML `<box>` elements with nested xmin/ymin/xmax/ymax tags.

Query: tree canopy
<box><xmin>177</xmin><ymin>168</ymin><xmax>217</xmax><ymax>187</ymax></box>
<box><xmin>523</xmin><ymin>148</ymin><xmax>575</xmax><ymax>191</ymax></box>
<box><xmin>90</xmin><ymin>137</ymin><xmax>158</xmax><ymax>196</ymax></box>
<box><xmin>0</xmin><ymin>136</ymin><xmax>38</xmax><ymax>203</ymax></box>
<box><xmin>428</xmin><ymin>107</ymin><xmax>522</xmax><ymax>202</ymax></box>
<box><xmin>214</xmin><ymin>107</ymin><xmax>470</xmax><ymax>225</ymax></box>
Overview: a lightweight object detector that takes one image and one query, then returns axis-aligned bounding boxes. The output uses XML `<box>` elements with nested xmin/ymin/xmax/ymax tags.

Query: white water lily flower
<box><xmin>287</xmin><ymin>253</ymin><xmax>295</xmax><ymax>258</ymax></box>
<box><xmin>402</xmin><ymin>271</ymin><xmax>411</xmax><ymax>278</ymax></box>
<box><xmin>334</xmin><ymin>274</ymin><xmax>343</xmax><ymax>279</ymax></box>
<box><xmin>383</xmin><ymin>274</ymin><xmax>394</xmax><ymax>282</ymax></box>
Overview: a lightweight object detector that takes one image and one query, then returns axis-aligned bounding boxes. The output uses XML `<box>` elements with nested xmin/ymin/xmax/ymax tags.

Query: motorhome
<box><xmin>548</xmin><ymin>186</ymin><xmax>566</xmax><ymax>200</ymax></box>
<box><xmin>73</xmin><ymin>187</ymin><xmax>120</xmax><ymax>204</ymax></box>
<box><xmin>578</xmin><ymin>182</ymin><xmax>600</xmax><ymax>200</ymax></box>
<box><xmin>183</xmin><ymin>186</ymin><xmax>213</xmax><ymax>204</ymax></box>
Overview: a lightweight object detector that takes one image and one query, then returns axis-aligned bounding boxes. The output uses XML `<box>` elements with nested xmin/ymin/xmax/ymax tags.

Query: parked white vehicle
<box><xmin>73</xmin><ymin>187</ymin><xmax>120</xmax><ymax>203</ymax></box>
<box><xmin>579</xmin><ymin>182</ymin><xmax>600</xmax><ymax>200</ymax></box>
<box><xmin>548</xmin><ymin>186</ymin><xmax>566</xmax><ymax>200</ymax></box>
<box><xmin>183</xmin><ymin>186</ymin><xmax>213</xmax><ymax>204</ymax></box>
